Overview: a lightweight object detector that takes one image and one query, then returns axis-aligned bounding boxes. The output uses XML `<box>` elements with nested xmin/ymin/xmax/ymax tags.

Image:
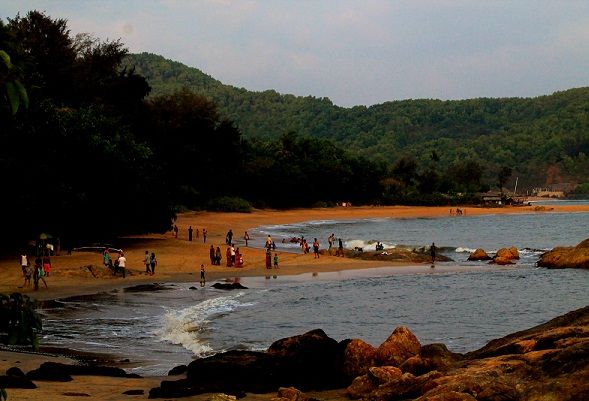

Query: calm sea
<box><xmin>40</xmin><ymin>211</ymin><xmax>589</xmax><ymax>375</ymax></box>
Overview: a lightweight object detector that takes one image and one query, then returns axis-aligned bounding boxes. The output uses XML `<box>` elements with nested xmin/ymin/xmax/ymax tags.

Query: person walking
<box><xmin>430</xmin><ymin>242</ymin><xmax>437</xmax><ymax>265</ymax></box>
<box><xmin>150</xmin><ymin>252</ymin><xmax>157</xmax><ymax>275</ymax></box>
<box><xmin>188</xmin><ymin>226</ymin><xmax>193</xmax><ymax>241</ymax></box>
<box><xmin>144</xmin><ymin>250</ymin><xmax>151</xmax><ymax>274</ymax></box>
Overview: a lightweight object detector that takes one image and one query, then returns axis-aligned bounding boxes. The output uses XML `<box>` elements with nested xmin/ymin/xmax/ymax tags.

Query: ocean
<box><xmin>40</xmin><ymin>210</ymin><xmax>589</xmax><ymax>376</ymax></box>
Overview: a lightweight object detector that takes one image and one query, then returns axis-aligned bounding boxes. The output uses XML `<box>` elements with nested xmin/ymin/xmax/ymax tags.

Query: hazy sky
<box><xmin>3</xmin><ymin>1</ymin><xmax>589</xmax><ymax>106</ymax></box>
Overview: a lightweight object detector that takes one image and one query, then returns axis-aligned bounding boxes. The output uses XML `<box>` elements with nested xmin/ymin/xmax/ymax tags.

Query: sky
<box><xmin>2</xmin><ymin>0</ymin><xmax>589</xmax><ymax>107</ymax></box>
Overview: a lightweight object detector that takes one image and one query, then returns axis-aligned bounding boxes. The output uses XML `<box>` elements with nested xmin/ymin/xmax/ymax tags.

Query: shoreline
<box><xmin>1</xmin><ymin>204</ymin><xmax>588</xmax><ymax>400</ymax></box>
<box><xmin>2</xmin><ymin>204</ymin><xmax>589</xmax><ymax>302</ymax></box>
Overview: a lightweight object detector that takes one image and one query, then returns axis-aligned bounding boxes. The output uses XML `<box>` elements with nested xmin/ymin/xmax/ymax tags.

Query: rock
<box><xmin>122</xmin><ymin>389</ymin><xmax>145</xmax><ymax>395</ymax></box>
<box><xmin>62</xmin><ymin>392</ymin><xmax>91</xmax><ymax>396</ymax></box>
<box><xmin>375</xmin><ymin>326</ymin><xmax>421</xmax><ymax>367</ymax></box>
<box><xmin>495</xmin><ymin>246</ymin><xmax>520</xmax><ymax>260</ymax></box>
<box><xmin>6</xmin><ymin>366</ymin><xmax>25</xmax><ymax>377</ymax></box>
<box><xmin>211</xmin><ymin>282</ymin><xmax>248</xmax><ymax>290</ymax></box>
<box><xmin>538</xmin><ymin>238</ymin><xmax>589</xmax><ymax>269</ymax></box>
<box><xmin>345</xmin><ymin>374</ymin><xmax>375</xmax><ymax>399</ymax></box>
<box><xmin>0</xmin><ymin>375</ymin><xmax>37</xmax><ymax>389</ymax></box>
<box><xmin>274</xmin><ymin>387</ymin><xmax>317</xmax><ymax>401</ymax></box>
<box><xmin>489</xmin><ymin>256</ymin><xmax>515</xmax><ymax>265</ymax></box>
<box><xmin>400</xmin><ymin>344</ymin><xmax>462</xmax><ymax>377</ymax></box>
<box><xmin>341</xmin><ymin>338</ymin><xmax>377</xmax><ymax>379</ymax></box>
<box><xmin>466</xmin><ymin>249</ymin><xmax>491</xmax><ymax>261</ymax></box>
<box><xmin>415</xmin><ymin>391</ymin><xmax>477</xmax><ymax>401</ymax></box>
<box><xmin>366</xmin><ymin>371</ymin><xmax>443</xmax><ymax>401</ymax></box>
<box><xmin>124</xmin><ymin>283</ymin><xmax>172</xmax><ymax>292</ymax></box>
<box><xmin>26</xmin><ymin>362</ymin><xmax>140</xmax><ymax>382</ymax></box>
<box><xmin>150</xmin><ymin>329</ymin><xmax>348</xmax><ymax>399</ymax></box>
<box><xmin>168</xmin><ymin>364</ymin><xmax>188</xmax><ymax>375</ymax></box>
<box><xmin>367</xmin><ymin>366</ymin><xmax>403</xmax><ymax>384</ymax></box>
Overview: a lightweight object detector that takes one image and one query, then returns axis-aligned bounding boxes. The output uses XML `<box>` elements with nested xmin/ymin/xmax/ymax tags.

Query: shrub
<box><xmin>207</xmin><ymin>196</ymin><xmax>252</xmax><ymax>213</ymax></box>
<box><xmin>0</xmin><ymin>293</ymin><xmax>43</xmax><ymax>350</ymax></box>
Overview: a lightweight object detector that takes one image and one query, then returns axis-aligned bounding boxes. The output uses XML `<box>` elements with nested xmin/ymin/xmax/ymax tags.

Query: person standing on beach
<box><xmin>196</xmin><ymin>228</ymin><xmax>200</xmax><ymax>240</ymax></box>
<box><xmin>21</xmin><ymin>253</ymin><xmax>29</xmax><ymax>277</ymax></box>
<box><xmin>226</xmin><ymin>247</ymin><xmax>232</xmax><ymax>267</ymax></box>
<box><xmin>144</xmin><ymin>250</ymin><xmax>151</xmax><ymax>274</ymax></box>
<box><xmin>209</xmin><ymin>245</ymin><xmax>215</xmax><ymax>265</ymax></box>
<box><xmin>203</xmin><ymin>228</ymin><xmax>207</xmax><ymax>243</ymax></box>
<box><xmin>265</xmin><ymin>249</ymin><xmax>272</xmax><ymax>269</ymax></box>
<box><xmin>231</xmin><ymin>244</ymin><xmax>236</xmax><ymax>265</ymax></box>
<box><xmin>200</xmin><ymin>264</ymin><xmax>206</xmax><ymax>286</ymax></box>
<box><xmin>338</xmin><ymin>238</ymin><xmax>344</xmax><ymax>257</ymax></box>
<box><xmin>42</xmin><ymin>254</ymin><xmax>51</xmax><ymax>276</ymax></box>
<box><xmin>215</xmin><ymin>246</ymin><xmax>222</xmax><ymax>265</ymax></box>
<box><xmin>173</xmin><ymin>224</ymin><xmax>178</xmax><ymax>238</ymax></box>
<box><xmin>117</xmin><ymin>252</ymin><xmax>127</xmax><ymax>278</ymax></box>
<box><xmin>273</xmin><ymin>253</ymin><xmax>279</xmax><ymax>269</ymax></box>
<box><xmin>188</xmin><ymin>226</ymin><xmax>193</xmax><ymax>241</ymax></box>
<box><xmin>226</xmin><ymin>229</ymin><xmax>233</xmax><ymax>245</ymax></box>
<box><xmin>313</xmin><ymin>238</ymin><xmax>320</xmax><ymax>258</ymax></box>
<box><xmin>150</xmin><ymin>252</ymin><xmax>157</xmax><ymax>275</ymax></box>
<box><xmin>430</xmin><ymin>242</ymin><xmax>437</xmax><ymax>264</ymax></box>
<box><xmin>244</xmin><ymin>231</ymin><xmax>250</xmax><ymax>247</ymax></box>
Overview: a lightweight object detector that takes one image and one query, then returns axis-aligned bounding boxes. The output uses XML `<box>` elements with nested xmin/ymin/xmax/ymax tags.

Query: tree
<box><xmin>497</xmin><ymin>166</ymin><xmax>512</xmax><ymax>195</ymax></box>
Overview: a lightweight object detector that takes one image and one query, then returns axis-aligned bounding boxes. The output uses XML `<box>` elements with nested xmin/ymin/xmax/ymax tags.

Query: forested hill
<box><xmin>126</xmin><ymin>52</ymin><xmax>589</xmax><ymax>188</ymax></box>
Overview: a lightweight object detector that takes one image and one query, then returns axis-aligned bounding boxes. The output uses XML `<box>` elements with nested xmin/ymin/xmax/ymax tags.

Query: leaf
<box><xmin>15</xmin><ymin>81</ymin><xmax>29</xmax><ymax>109</ymax></box>
<box><xmin>5</xmin><ymin>82</ymin><xmax>19</xmax><ymax>114</ymax></box>
<box><xmin>0</xmin><ymin>49</ymin><xmax>12</xmax><ymax>69</ymax></box>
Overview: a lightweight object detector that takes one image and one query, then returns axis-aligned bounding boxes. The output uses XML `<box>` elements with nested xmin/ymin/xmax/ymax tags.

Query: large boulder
<box><xmin>467</xmin><ymin>249</ymin><xmax>491</xmax><ymax>261</ymax></box>
<box><xmin>490</xmin><ymin>257</ymin><xmax>515</xmax><ymax>265</ymax></box>
<box><xmin>538</xmin><ymin>238</ymin><xmax>589</xmax><ymax>269</ymax></box>
<box><xmin>150</xmin><ymin>329</ymin><xmax>349</xmax><ymax>399</ymax></box>
<box><xmin>375</xmin><ymin>326</ymin><xmax>421</xmax><ymax>367</ymax></box>
<box><xmin>400</xmin><ymin>344</ymin><xmax>461</xmax><ymax>375</ymax></box>
<box><xmin>341</xmin><ymin>339</ymin><xmax>377</xmax><ymax>379</ymax></box>
<box><xmin>495</xmin><ymin>246</ymin><xmax>520</xmax><ymax>260</ymax></box>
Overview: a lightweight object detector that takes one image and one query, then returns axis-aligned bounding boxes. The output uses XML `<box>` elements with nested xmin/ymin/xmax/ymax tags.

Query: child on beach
<box><xmin>200</xmin><ymin>264</ymin><xmax>206</xmax><ymax>286</ymax></box>
<box><xmin>273</xmin><ymin>253</ymin><xmax>279</xmax><ymax>269</ymax></box>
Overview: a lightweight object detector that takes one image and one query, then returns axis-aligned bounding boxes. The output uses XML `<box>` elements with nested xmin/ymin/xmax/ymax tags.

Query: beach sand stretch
<box><xmin>1</xmin><ymin>203</ymin><xmax>588</xmax><ymax>400</ymax></box>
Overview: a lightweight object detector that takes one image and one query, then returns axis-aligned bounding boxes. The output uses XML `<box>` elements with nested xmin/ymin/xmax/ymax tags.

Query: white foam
<box><xmin>157</xmin><ymin>292</ymin><xmax>251</xmax><ymax>356</ymax></box>
<box><xmin>455</xmin><ymin>247</ymin><xmax>477</xmax><ymax>253</ymax></box>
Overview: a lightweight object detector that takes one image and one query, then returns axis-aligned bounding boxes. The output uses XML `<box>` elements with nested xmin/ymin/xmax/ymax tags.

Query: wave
<box><xmin>345</xmin><ymin>239</ymin><xmax>396</xmax><ymax>250</ymax></box>
<box><xmin>157</xmin><ymin>292</ymin><xmax>252</xmax><ymax>356</ymax></box>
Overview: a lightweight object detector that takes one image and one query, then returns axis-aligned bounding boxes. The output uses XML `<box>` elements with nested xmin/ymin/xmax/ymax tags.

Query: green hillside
<box><xmin>126</xmin><ymin>52</ymin><xmax>589</xmax><ymax>189</ymax></box>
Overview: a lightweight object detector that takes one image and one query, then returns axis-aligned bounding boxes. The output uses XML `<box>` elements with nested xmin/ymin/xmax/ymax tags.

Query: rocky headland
<box><xmin>538</xmin><ymin>238</ymin><xmax>589</xmax><ymax>269</ymax></box>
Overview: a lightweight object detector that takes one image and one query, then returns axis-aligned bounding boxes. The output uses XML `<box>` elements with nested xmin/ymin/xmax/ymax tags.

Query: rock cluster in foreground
<box><xmin>149</xmin><ymin>306</ymin><xmax>589</xmax><ymax>400</ymax></box>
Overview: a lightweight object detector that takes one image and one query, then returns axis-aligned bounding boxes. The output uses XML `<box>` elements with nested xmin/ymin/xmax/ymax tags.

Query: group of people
<box><xmin>144</xmin><ymin>251</ymin><xmax>158</xmax><ymax>275</ymax></box>
<box><xmin>450</xmin><ymin>208</ymin><xmax>465</xmax><ymax>216</ymax></box>
<box><xmin>20</xmin><ymin>253</ymin><xmax>48</xmax><ymax>290</ymax></box>
<box><xmin>102</xmin><ymin>248</ymin><xmax>126</xmax><ymax>278</ymax></box>
<box><xmin>187</xmin><ymin>225</ymin><xmax>207</xmax><ymax>242</ymax></box>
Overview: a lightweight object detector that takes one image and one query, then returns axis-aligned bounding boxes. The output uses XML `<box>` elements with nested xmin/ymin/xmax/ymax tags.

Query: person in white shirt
<box><xmin>117</xmin><ymin>252</ymin><xmax>127</xmax><ymax>278</ymax></box>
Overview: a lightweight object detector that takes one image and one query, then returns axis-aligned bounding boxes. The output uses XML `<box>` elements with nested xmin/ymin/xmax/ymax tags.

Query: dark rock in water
<box><xmin>62</xmin><ymin>392</ymin><xmax>90</xmax><ymax>397</ymax></box>
<box><xmin>123</xmin><ymin>389</ymin><xmax>145</xmax><ymax>395</ymax></box>
<box><xmin>538</xmin><ymin>238</ymin><xmax>589</xmax><ymax>269</ymax></box>
<box><xmin>168</xmin><ymin>364</ymin><xmax>187</xmax><ymax>375</ymax></box>
<box><xmin>123</xmin><ymin>283</ymin><xmax>172</xmax><ymax>292</ymax></box>
<box><xmin>189</xmin><ymin>286</ymin><xmax>197</xmax><ymax>290</ymax></box>
<box><xmin>149</xmin><ymin>329</ymin><xmax>348</xmax><ymax>399</ymax></box>
<box><xmin>0</xmin><ymin>374</ymin><xmax>37</xmax><ymax>388</ymax></box>
<box><xmin>6</xmin><ymin>366</ymin><xmax>25</xmax><ymax>377</ymax></box>
<box><xmin>344</xmin><ymin>248</ymin><xmax>452</xmax><ymax>263</ymax></box>
<box><xmin>26</xmin><ymin>362</ymin><xmax>140</xmax><ymax>382</ymax></box>
<box><xmin>211</xmin><ymin>282</ymin><xmax>248</xmax><ymax>290</ymax></box>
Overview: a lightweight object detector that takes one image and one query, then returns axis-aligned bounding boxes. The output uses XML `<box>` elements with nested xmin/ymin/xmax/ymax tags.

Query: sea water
<box><xmin>40</xmin><ymin>211</ymin><xmax>589</xmax><ymax>375</ymax></box>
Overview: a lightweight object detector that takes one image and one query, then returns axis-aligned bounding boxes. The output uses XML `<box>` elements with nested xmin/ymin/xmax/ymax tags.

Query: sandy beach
<box><xmin>1</xmin><ymin>203</ymin><xmax>588</xmax><ymax>400</ymax></box>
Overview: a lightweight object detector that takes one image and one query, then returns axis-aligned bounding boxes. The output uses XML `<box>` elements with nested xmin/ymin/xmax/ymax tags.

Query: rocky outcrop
<box><xmin>26</xmin><ymin>362</ymin><xmax>141</xmax><ymax>382</ymax></box>
<box><xmin>466</xmin><ymin>249</ymin><xmax>491</xmax><ymax>261</ymax></box>
<box><xmin>211</xmin><ymin>282</ymin><xmax>248</xmax><ymax>290</ymax></box>
<box><xmin>488</xmin><ymin>246</ymin><xmax>519</xmax><ymax>265</ymax></box>
<box><xmin>149</xmin><ymin>307</ymin><xmax>589</xmax><ymax>400</ymax></box>
<box><xmin>538</xmin><ymin>238</ymin><xmax>589</xmax><ymax>269</ymax></box>
<box><xmin>344</xmin><ymin>249</ymin><xmax>452</xmax><ymax>263</ymax></box>
<box><xmin>375</xmin><ymin>326</ymin><xmax>421</xmax><ymax>367</ymax></box>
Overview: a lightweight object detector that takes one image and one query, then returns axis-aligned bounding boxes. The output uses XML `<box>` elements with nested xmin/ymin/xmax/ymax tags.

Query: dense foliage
<box><xmin>127</xmin><ymin>53</ymin><xmax>589</xmax><ymax>190</ymax></box>
<box><xmin>0</xmin><ymin>293</ymin><xmax>42</xmax><ymax>350</ymax></box>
